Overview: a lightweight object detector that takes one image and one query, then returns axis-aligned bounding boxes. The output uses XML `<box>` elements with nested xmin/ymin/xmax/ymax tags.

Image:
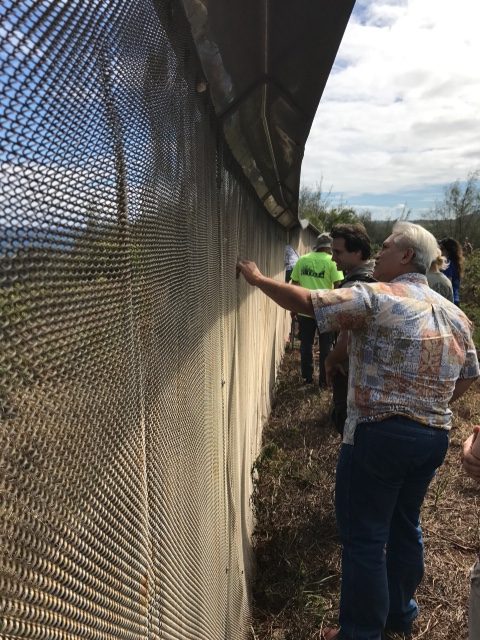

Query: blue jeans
<box><xmin>335</xmin><ymin>417</ymin><xmax>449</xmax><ymax>640</ymax></box>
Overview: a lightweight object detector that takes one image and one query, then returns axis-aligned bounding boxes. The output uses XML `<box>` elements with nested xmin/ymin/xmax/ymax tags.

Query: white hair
<box><xmin>391</xmin><ymin>222</ymin><xmax>439</xmax><ymax>274</ymax></box>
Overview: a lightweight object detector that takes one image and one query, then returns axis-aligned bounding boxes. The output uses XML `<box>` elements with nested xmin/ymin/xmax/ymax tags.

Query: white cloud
<box><xmin>302</xmin><ymin>0</ymin><xmax>480</xmax><ymax>216</ymax></box>
<box><xmin>0</xmin><ymin>158</ymin><xmax>116</xmax><ymax>230</ymax></box>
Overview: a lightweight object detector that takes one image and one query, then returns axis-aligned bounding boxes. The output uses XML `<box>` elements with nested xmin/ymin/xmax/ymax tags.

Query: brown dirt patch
<box><xmin>250</xmin><ymin>347</ymin><xmax>480</xmax><ymax>640</ymax></box>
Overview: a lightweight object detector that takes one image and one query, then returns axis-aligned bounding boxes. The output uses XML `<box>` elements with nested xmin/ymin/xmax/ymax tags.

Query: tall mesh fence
<box><xmin>289</xmin><ymin>226</ymin><xmax>318</xmax><ymax>256</ymax></box>
<box><xmin>0</xmin><ymin>1</ymin><xmax>290</xmax><ymax>638</ymax></box>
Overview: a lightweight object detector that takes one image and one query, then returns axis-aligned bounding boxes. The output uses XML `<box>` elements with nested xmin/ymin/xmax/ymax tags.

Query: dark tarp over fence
<box><xmin>182</xmin><ymin>0</ymin><xmax>355</xmax><ymax>228</ymax></box>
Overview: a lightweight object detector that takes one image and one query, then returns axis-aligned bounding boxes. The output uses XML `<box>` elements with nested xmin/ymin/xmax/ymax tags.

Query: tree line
<box><xmin>300</xmin><ymin>171</ymin><xmax>480</xmax><ymax>248</ymax></box>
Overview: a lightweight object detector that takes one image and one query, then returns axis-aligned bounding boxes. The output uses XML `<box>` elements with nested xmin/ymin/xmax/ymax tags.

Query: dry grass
<box><xmin>250</xmin><ymin>346</ymin><xmax>480</xmax><ymax>640</ymax></box>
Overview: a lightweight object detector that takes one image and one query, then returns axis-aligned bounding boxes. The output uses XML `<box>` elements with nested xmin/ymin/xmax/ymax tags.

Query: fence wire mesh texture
<box><xmin>0</xmin><ymin>1</ymin><xmax>292</xmax><ymax>638</ymax></box>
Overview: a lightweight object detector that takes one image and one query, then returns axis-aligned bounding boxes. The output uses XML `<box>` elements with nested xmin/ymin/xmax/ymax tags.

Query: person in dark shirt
<box><xmin>326</xmin><ymin>223</ymin><xmax>376</xmax><ymax>436</ymax></box>
<box><xmin>439</xmin><ymin>237</ymin><xmax>464</xmax><ymax>306</ymax></box>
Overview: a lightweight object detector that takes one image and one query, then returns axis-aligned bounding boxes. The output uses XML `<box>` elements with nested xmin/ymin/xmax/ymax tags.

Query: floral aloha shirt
<box><xmin>311</xmin><ymin>273</ymin><xmax>479</xmax><ymax>445</ymax></box>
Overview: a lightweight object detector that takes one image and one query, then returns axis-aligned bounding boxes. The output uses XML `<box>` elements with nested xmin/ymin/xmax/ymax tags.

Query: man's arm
<box><xmin>237</xmin><ymin>259</ymin><xmax>314</xmax><ymax>316</ymax></box>
<box><xmin>325</xmin><ymin>331</ymin><xmax>348</xmax><ymax>386</ymax></box>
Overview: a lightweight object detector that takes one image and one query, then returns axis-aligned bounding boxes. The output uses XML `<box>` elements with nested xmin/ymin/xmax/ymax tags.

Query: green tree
<box><xmin>299</xmin><ymin>183</ymin><xmax>359</xmax><ymax>231</ymax></box>
<box><xmin>356</xmin><ymin>211</ymin><xmax>395</xmax><ymax>247</ymax></box>
<box><xmin>298</xmin><ymin>183</ymin><xmax>419</xmax><ymax>249</ymax></box>
<box><xmin>430</xmin><ymin>171</ymin><xmax>480</xmax><ymax>245</ymax></box>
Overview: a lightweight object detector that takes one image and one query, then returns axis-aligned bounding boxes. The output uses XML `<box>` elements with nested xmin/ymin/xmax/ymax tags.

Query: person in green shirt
<box><xmin>290</xmin><ymin>232</ymin><xmax>343</xmax><ymax>387</ymax></box>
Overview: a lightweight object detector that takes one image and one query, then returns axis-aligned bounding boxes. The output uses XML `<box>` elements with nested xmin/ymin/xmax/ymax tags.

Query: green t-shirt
<box><xmin>290</xmin><ymin>251</ymin><xmax>343</xmax><ymax>291</ymax></box>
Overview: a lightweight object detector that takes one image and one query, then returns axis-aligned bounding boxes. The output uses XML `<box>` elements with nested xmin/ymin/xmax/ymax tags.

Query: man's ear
<box><xmin>400</xmin><ymin>247</ymin><xmax>415</xmax><ymax>264</ymax></box>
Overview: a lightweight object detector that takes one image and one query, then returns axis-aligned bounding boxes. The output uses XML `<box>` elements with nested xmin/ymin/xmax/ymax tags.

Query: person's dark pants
<box><xmin>297</xmin><ymin>315</ymin><xmax>333</xmax><ymax>386</ymax></box>
<box><xmin>332</xmin><ymin>371</ymin><xmax>349</xmax><ymax>436</ymax></box>
<box><xmin>335</xmin><ymin>417</ymin><xmax>449</xmax><ymax>640</ymax></box>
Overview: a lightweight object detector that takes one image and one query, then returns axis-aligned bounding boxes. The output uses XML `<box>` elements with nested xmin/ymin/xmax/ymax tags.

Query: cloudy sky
<box><xmin>301</xmin><ymin>0</ymin><xmax>480</xmax><ymax>220</ymax></box>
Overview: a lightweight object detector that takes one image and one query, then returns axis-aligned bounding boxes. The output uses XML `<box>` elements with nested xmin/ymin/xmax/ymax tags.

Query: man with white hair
<box><xmin>237</xmin><ymin>222</ymin><xmax>479</xmax><ymax>640</ymax></box>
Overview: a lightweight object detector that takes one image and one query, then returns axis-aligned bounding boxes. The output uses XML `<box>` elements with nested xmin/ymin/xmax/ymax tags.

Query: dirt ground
<box><xmin>250</xmin><ymin>346</ymin><xmax>480</xmax><ymax>640</ymax></box>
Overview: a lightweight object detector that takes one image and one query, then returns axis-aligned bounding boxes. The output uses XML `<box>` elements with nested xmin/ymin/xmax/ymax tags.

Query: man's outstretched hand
<box><xmin>236</xmin><ymin>259</ymin><xmax>263</xmax><ymax>286</ymax></box>
<box><xmin>236</xmin><ymin>258</ymin><xmax>313</xmax><ymax>316</ymax></box>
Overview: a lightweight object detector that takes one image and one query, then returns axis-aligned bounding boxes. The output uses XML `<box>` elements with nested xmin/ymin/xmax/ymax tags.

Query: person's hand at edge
<box><xmin>462</xmin><ymin>426</ymin><xmax>480</xmax><ymax>482</ymax></box>
<box><xmin>236</xmin><ymin>258</ymin><xmax>314</xmax><ymax>316</ymax></box>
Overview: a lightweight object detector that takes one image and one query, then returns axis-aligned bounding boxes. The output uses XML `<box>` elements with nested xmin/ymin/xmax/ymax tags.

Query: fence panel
<box><xmin>0</xmin><ymin>1</ymin><xmax>289</xmax><ymax>638</ymax></box>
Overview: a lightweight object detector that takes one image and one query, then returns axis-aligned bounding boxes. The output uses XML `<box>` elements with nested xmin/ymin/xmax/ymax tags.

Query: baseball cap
<box><xmin>313</xmin><ymin>232</ymin><xmax>332</xmax><ymax>250</ymax></box>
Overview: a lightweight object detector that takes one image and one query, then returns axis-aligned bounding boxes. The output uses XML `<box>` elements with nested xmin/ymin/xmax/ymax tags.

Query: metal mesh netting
<box><xmin>289</xmin><ymin>226</ymin><xmax>318</xmax><ymax>256</ymax></box>
<box><xmin>0</xmin><ymin>1</ymin><xmax>290</xmax><ymax>638</ymax></box>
